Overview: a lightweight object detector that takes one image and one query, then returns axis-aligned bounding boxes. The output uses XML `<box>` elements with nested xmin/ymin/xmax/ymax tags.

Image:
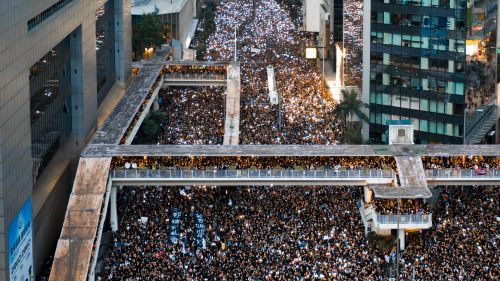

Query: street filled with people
<box><xmin>100</xmin><ymin>185</ymin><xmax>498</xmax><ymax>280</ymax></box>
<box><xmin>204</xmin><ymin>0</ymin><xmax>344</xmax><ymax>144</ymax></box>
<box><xmin>156</xmin><ymin>86</ymin><xmax>225</xmax><ymax>145</ymax></box>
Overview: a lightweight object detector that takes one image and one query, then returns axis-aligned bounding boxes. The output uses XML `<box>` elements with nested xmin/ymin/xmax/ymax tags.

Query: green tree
<box><xmin>132</xmin><ymin>13</ymin><xmax>165</xmax><ymax>58</ymax></box>
<box><xmin>345</xmin><ymin>127</ymin><xmax>363</xmax><ymax>144</ymax></box>
<box><xmin>141</xmin><ymin>117</ymin><xmax>159</xmax><ymax>141</ymax></box>
<box><xmin>333</xmin><ymin>88</ymin><xmax>369</xmax><ymax>129</ymax></box>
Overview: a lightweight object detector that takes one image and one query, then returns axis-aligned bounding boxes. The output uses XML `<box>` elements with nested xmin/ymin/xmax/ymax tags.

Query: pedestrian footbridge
<box><xmin>163</xmin><ymin>73</ymin><xmax>227</xmax><ymax>86</ymax></box>
<box><xmin>110</xmin><ymin>168</ymin><xmax>396</xmax><ymax>186</ymax></box>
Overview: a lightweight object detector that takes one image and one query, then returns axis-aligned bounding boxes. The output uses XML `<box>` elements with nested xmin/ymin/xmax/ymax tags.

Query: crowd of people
<box><xmin>205</xmin><ymin>0</ymin><xmax>344</xmax><ymax>144</ymax></box>
<box><xmin>401</xmin><ymin>186</ymin><xmax>498</xmax><ymax>279</ymax></box>
<box><xmin>111</xmin><ymin>156</ymin><xmax>397</xmax><ymax>171</ymax></box>
<box><xmin>155</xmin><ymin>86</ymin><xmax>226</xmax><ymax>145</ymax></box>
<box><xmin>162</xmin><ymin>65</ymin><xmax>226</xmax><ymax>76</ymax></box>
<box><xmin>100</xmin><ymin>185</ymin><xmax>498</xmax><ymax>280</ymax></box>
<box><xmin>422</xmin><ymin>156</ymin><xmax>500</xmax><ymax>170</ymax></box>
<box><xmin>372</xmin><ymin>199</ymin><xmax>431</xmax><ymax>215</ymax></box>
<box><xmin>343</xmin><ymin>0</ymin><xmax>363</xmax><ymax>88</ymax></box>
<box><xmin>101</xmin><ymin>185</ymin><xmax>385</xmax><ymax>280</ymax></box>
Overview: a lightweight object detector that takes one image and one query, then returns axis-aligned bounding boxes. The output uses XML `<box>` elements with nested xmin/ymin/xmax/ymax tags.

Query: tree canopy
<box><xmin>132</xmin><ymin>13</ymin><xmax>165</xmax><ymax>56</ymax></box>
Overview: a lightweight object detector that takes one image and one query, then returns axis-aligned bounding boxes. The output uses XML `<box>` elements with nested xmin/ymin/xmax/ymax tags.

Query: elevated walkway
<box><xmin>110</xmin><ymin>168</ymin><xmax>395</xmax><ymax>186</ymax></box>
<box><xmin>50</xmin><ymin>158</ymin><xmax>112</xmax><ymax>281</ymax></box>
<box><xmin>358</xmin><ymin>201</ymin><xmax>432</xmax><ymax>232</ymax></box>
<box><xmin>163</xmin><ymin>73</ymin><xmax>226</xmax><ymax>86</ymax></box>
<box><xmin>425</xmin><ymin>169</ymin><xmax>500</xmax><ymax>185</ymax></box>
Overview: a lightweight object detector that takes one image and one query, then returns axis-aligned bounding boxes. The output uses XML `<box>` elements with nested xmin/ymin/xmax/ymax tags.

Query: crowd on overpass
<box><xmin>372</xmin><ymin>199</ymin><xmax>431</xmax><ymax>215</ymax></box>
<box><xmin>111</xmin><ymin>156</ymin><xmax>397</xmax><ymax>171</ymax></box>
<box><xmin>100</xmin><ymin>185</ymin><xmax>498</xmax><ymax>280</ymax></box>
<box><xmin>162</xmin><ymin>65</ymin><xmax>226</xmax><ymax>76</ymax></box>
<box><xmin>205</xmin><ymin>0</ymin><xmax>344</xmax><ymax>145</ymax></box>
<box><xmin>422</xmin><ymin>156</ymin><xmax>500</xmax><ymax>170</ymax></box>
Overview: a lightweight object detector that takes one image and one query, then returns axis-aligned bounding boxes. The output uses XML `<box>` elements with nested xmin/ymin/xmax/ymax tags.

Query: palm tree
<box><xmin>345</xmin><ymin>127</ymin><xmax>363</xmax><ymax>144</ymax></box>
<box><xmin>333</xmin><ymin>89</ymin><xmax>369</xmax><ymax>129</ymax></box>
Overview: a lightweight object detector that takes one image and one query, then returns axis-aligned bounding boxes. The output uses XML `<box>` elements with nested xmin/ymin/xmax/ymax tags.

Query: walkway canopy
<box><xmin>371</xmin><ymin>185</ymin><xmax>432</xmax><ymax>199</ymax></box>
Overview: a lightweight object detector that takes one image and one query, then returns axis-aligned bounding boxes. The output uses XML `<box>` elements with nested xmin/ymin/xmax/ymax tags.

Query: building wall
<box><xmin>304</xmin><ymin>0</ymin><xmax>322</xmax><ymax>32</ymax></box>
<box><xmin>178</xmin><ymin>0</ymin><xmax>194</xmax><ymax>48</ymax></box>
<box><xmin>0</xmin><ymin>0</ymin><xmax>131</xmax><ymax>279</ymax></box>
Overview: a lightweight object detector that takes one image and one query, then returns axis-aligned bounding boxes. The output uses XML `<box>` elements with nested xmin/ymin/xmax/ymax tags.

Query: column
<box><xmin>110</xmin><ymin>186</ymin><xmax>118</xmax><ymax>231</ymax></box>
<box><xmin>114</xmin><ymin>0</ymin><xmax>132</xmax><ymax>87</ymax></box>
<box><xmin>398</xmin><ymin>228</ymin><xmax>405</xmax><ymax>250</ymax></box>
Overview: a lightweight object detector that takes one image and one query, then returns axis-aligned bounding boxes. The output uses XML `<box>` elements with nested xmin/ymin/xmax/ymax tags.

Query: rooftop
<box><xmin>131</xmin><ymin>0</ymin><xmax>188</xmax><ymax>15</ymax></box>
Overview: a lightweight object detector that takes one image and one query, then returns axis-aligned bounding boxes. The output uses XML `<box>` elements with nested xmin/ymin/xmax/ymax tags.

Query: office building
<box><xmin>363</xmin><ymin>0</ymin><xmax>498</xmax><ymax>144</ymax></box>
<box><xmin>0</xmin><ymin>0</ymin><xmax>131</xmax><ymax>279</ymax></box>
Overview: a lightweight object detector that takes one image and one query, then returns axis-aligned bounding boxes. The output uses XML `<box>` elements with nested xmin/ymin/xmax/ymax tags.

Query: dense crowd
<box><xmin>101</xmin><ymin>186</ymin><xmax>386</xmax><ymax>280</ymax></box>
<box><xmin>372</xmin><ymin>199</ymin><xmax>431</xmax><ymax>215</ymax></box>
<box><xmin>112</xmin><ymin>156</ymin><xmax>397</xmax><ymax>171</ymax></box>
<box><xmin>100</xmin><ymin>185</ymin><xmax>499</xmax><ymax>280</ymax></box>
<box><xmin>343</xmin><ymin>0</ymin><xmax>363</xmax><ymax>88</ymax></box>
<box><xmin>156</xmin><ymin>86</ymin><xmax>225</xmax><ymax>144</ymax></box>
<box><xmin>162</xmin><ymin>65</ymin><xmax>226</xmax><ymax>76</ymax></box>
<box><xmin>422</xmin><ymin>156</ymin><xmax>500</xmax><ymax>170</ymax></box>
<box><xmin>401</xmin><ymin>186</ymin><xmax>498</xmax><ymax>280</ymax></box>
<box><xmin>205</xmin><ymin>0</ymin><xmax>344</xmax><ymax>144</ymax></box>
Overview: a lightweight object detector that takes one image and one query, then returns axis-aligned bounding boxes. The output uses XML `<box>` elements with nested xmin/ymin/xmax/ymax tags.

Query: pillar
<box><xmin>110</xmin><ymin>185</ymin><xmax>118</xmax><ymax>231</ymax></box>
<box><xmin>364</xmin><ymin>186</ymin><xmax>372</xmax><ymax>203</ymax></box>
<box><xmin>398</xmin><ymin>228</ymin><xmax>405</xmax><ymax>250</ymax></box>
<box><xmin>152</xmin><ymin>96</ymin><xmax>159</xmax><ymax>111</ymax></box>
<box><xmin>114</xmin><ymin>0</ymin><xmax>132</xmax><ymax>87</ymax></box>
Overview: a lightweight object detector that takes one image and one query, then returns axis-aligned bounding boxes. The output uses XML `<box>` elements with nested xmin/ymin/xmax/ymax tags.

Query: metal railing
<box><xmin>111</xmin><ymin>168</ymin><xmax>395</xmax><ymax>179</ymax></box>
<box><xmin>377</xmin><ymin>214</ymin><xmax>432</xmax><ymax>225</ymax></box>
<box><xmin>425</xmin><ymin>169</ymin><xmax>500</xmax><ymax>178</ymax></box>
<box><xmin>164</xmin><ymin>73</ymin><xmax>226</xmax><ymax>81</ymax></box>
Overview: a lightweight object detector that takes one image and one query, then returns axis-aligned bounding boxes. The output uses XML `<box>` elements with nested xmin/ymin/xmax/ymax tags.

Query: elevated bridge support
<box><xmin>223</xmin><ymin>62</ymin><xmax>241</xmax><ymax>145</ymax></box>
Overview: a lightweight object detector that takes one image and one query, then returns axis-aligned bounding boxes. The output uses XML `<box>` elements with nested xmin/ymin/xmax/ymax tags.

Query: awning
<box><xmin>371</xmin><ymin>185</ymin><xmax>432</xmax><ymax>199</ymax></box>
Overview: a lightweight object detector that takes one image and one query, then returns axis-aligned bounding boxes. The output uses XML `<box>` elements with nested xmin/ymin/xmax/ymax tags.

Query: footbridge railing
<box><xmin>110</xmin><ymin>168</ymin><xmax>395</xmax><ymax>186</ymax></box>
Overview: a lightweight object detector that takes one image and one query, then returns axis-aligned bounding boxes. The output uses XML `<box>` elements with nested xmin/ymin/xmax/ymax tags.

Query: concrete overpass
<box><xmin>110</xmin><ymin>168</ymin><xmax>396</xmax><ymax>186</ymax></box>
<box><xmin>163</xmin><ymin>73</ymin><xmax>227</xmax><ymax>86</ymax></box>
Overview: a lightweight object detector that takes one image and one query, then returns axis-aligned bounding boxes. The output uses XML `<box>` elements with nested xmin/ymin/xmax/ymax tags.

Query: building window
<box><xmin>27</xmin><ymin>0</ymin><xmax>74</xmax><ymax>30</ymax></box>
<box><xmin>30</xmin><ymin>35</ymin><xmax>72</xmax><ymax>181</ymax></box>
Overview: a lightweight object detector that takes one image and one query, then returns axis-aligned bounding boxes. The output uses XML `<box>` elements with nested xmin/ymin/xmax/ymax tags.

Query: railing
<box><xmin>111</xmin><ymin>169</ymin><xmax>395</xmax><ymax>179</ymax></box>
<box><xmin>164</xmin><ymin>73</ymin><xmax>227</xmax><ymax>81</ymax></box>
<box><xmin>425</xmin><ymin>169</ymin><xmax>500</xmax><ymax>178</ymax></box>
<box><xmin>377</xmin><ymin>213</ymin><xmax>432</xmax><ymax>225</ymax></box>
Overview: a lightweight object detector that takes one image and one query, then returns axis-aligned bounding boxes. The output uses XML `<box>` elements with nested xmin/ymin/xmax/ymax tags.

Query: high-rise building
<box><xmin>0</xmin><ymin>0</ymin><xmax>131</xmax><ymax>279</ymax></box>
<box><xmin>363</xmin><ymin>0</ymin><xmax>498</xmax><ymax>144</ymax></box>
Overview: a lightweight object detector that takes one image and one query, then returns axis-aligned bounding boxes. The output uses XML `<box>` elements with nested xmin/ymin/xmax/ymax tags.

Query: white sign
<box><xmin>305</xmin><ymin>47</ymin><xmax>317</xmax><ymax>59</ymax></box>
<box><xmin>267</xmin><ymin>65</ymin><xmax>279</xmax><ymax>105</ymax></box>
<box><xmin>8</xmin><ymin>198</ymin><xmax>33</xmax><ymax>281</ymax></box>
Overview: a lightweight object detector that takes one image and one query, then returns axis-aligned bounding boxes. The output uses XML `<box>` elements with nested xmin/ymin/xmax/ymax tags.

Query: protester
<box><xmin>205</xmin><ymin>0</ymin><xmax>344</xmax><ymax>144</ymax></box>
<box><xmin>100</xmin><ymin>185</ymin><xmax>498</xmax><ymax>280</ymax></box>
<box><xmin>156</xmin><ymin>86</ymin><xmax>225</xmax><ymax>145</ymax></box>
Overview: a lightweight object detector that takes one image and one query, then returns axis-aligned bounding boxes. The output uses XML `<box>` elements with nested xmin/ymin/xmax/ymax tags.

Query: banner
<box><xmin>8</xmin><ymin>197</ymin><xmax>33</xmax><ymax>281</ymax></box>
<box><xmin>194</xmin><ymin>212</ymin><xmax>206</xmax><ymax>249</ymax></box>
<box><xmin>169</xmin><ymin>209</ymin><xmax>182</xmax><ymax>244</ymax></box>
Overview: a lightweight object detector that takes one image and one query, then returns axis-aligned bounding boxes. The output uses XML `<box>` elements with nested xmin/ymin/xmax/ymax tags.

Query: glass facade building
<box><xmin>29</xmin><ymin>35</ymin><xmax>72</xmax><ymax>180</ymax></box>
<box><xmin>96</xmin><ymin>1</ymin><xmax>116</xmax><ymax>106</ymax></box>
<box><xmin>367</xmin><ymin>0</ymin><xmax>497</xmax><ymax>144</ymax></box>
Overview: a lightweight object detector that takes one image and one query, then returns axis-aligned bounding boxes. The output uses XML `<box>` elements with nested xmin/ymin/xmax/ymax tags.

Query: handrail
<box><xmin>376</xmin><ymin>213</ymin><xmax>432</xmax><ymax>224</ymax></box>
<box><xmin>163</xmin><ymin>73</ymin><xmax>227</xmax><ymax>80</ymax></box>
<box><xmin>424</xmin><ymin>169</ymin><xmax>500</xmax><ymax>178</ymax></box>
<box><xmin>465</xmin><ymin>105</ymin><xmax>495</xmax><ymax>143</ymax></box>
<box><xmin>111</xmin><ymin>168</ymin><xmax>395</xmax><ymax>179</ymax></box>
